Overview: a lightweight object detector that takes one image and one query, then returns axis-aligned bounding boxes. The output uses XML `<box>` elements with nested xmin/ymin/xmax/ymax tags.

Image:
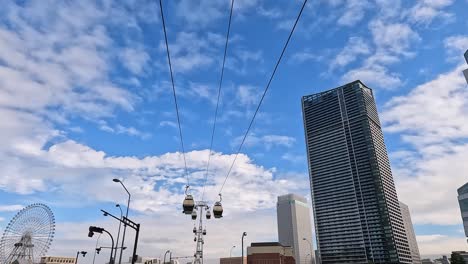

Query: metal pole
<box><xmin>169</xmin><ymin>251</ymin><xmax>172</xmax><ymax>264</ymax></box>
<box><xmin>131</xmin><ymin>223</ymin><xmax>140</xmax><ymax>264</ymax></box>
<box><xmin>114</xmin><ymin>205</ymin><xmax>123</xmax><ymax>263</ymax></box>
<box><xmin>229</xmin><ymin>246</ymin><xmax>236</xmax><ymax>264</ymax></box>
<box><xmin>75</xmin><ymin>251</ymin><xmax>79</xmax><ymax>264</ymax></box>
<box><xmin>114</xmin><ymin>180</ymin><xmax>131</xmax><ymax>264</ymax></box>
<box><xmin>92</xmin><ymin>234</ymin><xmax>102</xmax><ymax>264</ymax></box>
<box><xmin>102</xmin><ymin>230</ymin><xmax>115</xmax><ymax>264</ymax></box>
<box><xmin>241</xmin><ymin>232</ymin><xmax>246</xmax><ymax>264</ymax></box>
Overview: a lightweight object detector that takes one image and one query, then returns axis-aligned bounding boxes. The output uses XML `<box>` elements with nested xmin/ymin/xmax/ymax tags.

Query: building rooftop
<box><xmin>277</xmin><ymin>193</ymin><xmax>307</xmax><ymax>204</ymax></box>
<box><xmin>458</xmin><ymin>182</ymin><xmax>468</xmax><ymax>195</ymax></box>
<box><xmin>302</xmin><ymin>80</ymin><xmax>371</xmax><ymax>101</ymax></box>
<box><xmin>464</xmin><ymin>49</ymin><xmax>468</xmax><ymax>64</ymax></box>
<box><xmin>250</xmin><ymin>242</ymin><xmax>285</xmax><ymax>247</ymax></box>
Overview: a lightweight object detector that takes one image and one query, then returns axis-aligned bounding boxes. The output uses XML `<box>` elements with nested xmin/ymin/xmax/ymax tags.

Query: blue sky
<box><xmin>0</xmin><ymin>0</ymin><xmax>468</xmax><ymax>262</ymax></box>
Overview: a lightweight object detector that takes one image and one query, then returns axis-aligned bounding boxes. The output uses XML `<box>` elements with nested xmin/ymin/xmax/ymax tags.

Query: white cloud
<box><xmin>330</xmin><ymin>37</ymin><xmax>371</xmax><ymax>70</ymax></box>
<box><xmin>417</xmin><ymin>234</ymin><xmax>467</xmax><ymax>257</ymax></box>
<box><xmin>0</xmin><ymin>205</ymin><xmax>24</xmax><ymax>212</ymax></box>
<box><xmin>369</xmin><ymin>20</ymin><xmax>420</xmax><ymax>56</ymax></box>
<box><xmin>342</xmin><ymin>64</ymin><xmax>402</xmax><ymax>88</ymax></box>
<box><xmin>236</xmin><ymin>85</ymin><xmax>260</xmax><ymax>106</ymax></box>
<box><xmin>159</xmin><ymin>121</ymin><xmax>177</xmax><ymax>128</ymax></box>
<box><xmin>281</xmin><ymin>153</ymin><xmax>306</xmax><ymax>163</ymax></box>
<box><xmin>407</xmin><ymin>0</ymin><xmax>455</xmax><ymax>24</ymax></box>
<box><xmin>337</xmin><ymin>0</ymin><xmax>370</xmax><ymax>26</ymax></box>
<box><xmin>444</xmin><ymin>35</ymin><xmax>468</xmax><ymax>60</ymax></box>
<box><xmin>232</xmin><ymin>134</ymin><xmax>296</xmax><ymax>150</ymax></box>
<box><xmin>119</xmin><ymin>47</ymin><xmax>150</xmax><ymax>75</ymax></box>
<box><xmin>382</xmin><ymin>64</ymin><xmax>468</xmax><ymax>225</ymax></box>
<box><xmin>0</xmin><ymin>1</ymin><xmax>138</xmax><ymax>122</ymax></box>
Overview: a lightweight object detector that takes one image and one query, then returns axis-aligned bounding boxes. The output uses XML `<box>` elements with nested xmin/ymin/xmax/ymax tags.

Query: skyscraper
<box><xmin>302</xmin><ymin>80</ymin><xmax>412</xmax><ymax>264</ymax></box>
<box><xmin>464</xmin><ymin>49</ymin><xmax>468</xmax><ymax>84</ymax></box>
<box><xmin>399</xmin><ymin>201</ymin><xmax>422</xmax><ymax>264</ymax></box>
<box><xmin>458</xmin><ymin>182</ymin><xmax>468</xmax><ymax>238</ymax></box>
<box><xmin>277</xmin><ymin>194</ymin><xmax>315</xmax><ymax>264</ymax></box>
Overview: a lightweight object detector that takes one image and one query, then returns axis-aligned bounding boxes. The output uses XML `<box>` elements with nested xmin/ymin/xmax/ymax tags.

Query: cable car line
<box><xmin>159</xmin><ymin>0</ymin><xmax>190</xmax><ymax>187</ymax></box>
<box><xmin>201</xmin><ymin>0</ymin><xmax>235</xmax><ymax>201</ymax></box>
<box><xmin>217</xmin><ymin>0</ymin><xmax>309</xmax><ymax>196</ymax></box>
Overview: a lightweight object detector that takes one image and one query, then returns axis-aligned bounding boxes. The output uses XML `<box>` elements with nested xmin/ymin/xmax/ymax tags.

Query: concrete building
<box><xmin>458</xmin><ymin>182</ymin><xmax>468</xmax><ymax>238</ymax></box>
<box><xmin>302</xmin><ymin>80</ymin><xmax>412</xmax><ymax>263</ymax></box>
<box><xmin>400</xmin><ymin>201</ymin><xmax>422</xmax><ymax>264</ymax></box>
<box><xmin>277</xmin><ymin>194</ymin><xmax>314</xmax><ymax>264</ymax></box>
<box><xmin>40</xmin><ymin>257</ymin><xmax>76</xmax><ymax>264</ymax></box>
<box><xmin>247</xmin><ymin>242</ymin><xmax>295</xmax><ymax>264</ymax></box>
<box><xmin>219</xmin><ymin>257</ymin><xmax>245</xmax><ymax>264</ymax></box>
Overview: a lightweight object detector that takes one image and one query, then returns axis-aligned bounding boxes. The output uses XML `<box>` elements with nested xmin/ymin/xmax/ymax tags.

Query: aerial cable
<box><xmin>201</xmin><ymin>0</ymin><xmax>236</xmax><ymax>201</ymax></box>
<box><xmin>159</xmin><ymin>0</ymin><xmax>190</xmax><ymax>188</ymax></box>
<box><xmin>217</xmin><ymin>0</ymin><xmax>309</xmax><ymax>195</ymax></box>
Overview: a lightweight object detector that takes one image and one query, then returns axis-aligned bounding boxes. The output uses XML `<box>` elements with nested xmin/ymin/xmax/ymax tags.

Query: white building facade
<box><xmin>399</xmin><ymin>202</ymin><xmax>422</xmax><ymax>264</ymax></box>
<box><xmin>277</xmin><ymin>194</ymin><xmax>315</xmax><ymax>264</ymax></box>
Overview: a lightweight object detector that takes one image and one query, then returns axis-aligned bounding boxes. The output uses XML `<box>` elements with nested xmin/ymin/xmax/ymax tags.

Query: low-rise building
<box><xmin>247</xmin><ymin>242</ymin><xmax>295</xmax><ymax>264</ymax></box>
<box><xmin>40</xmin><ymin>256</ymin><xmax>76</xmax><ymax>264</ymax></box>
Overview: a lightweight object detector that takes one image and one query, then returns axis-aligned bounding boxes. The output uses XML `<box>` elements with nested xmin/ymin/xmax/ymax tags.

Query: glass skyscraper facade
<box><xmin>458</xmin><ymin>182</ymin><xmax>468</xmax><ymax>238</ymax></box>
<box><xmin>302</xmin><ymin>81</ymin><xmax>411</xmax><ymax>264</ymax></box>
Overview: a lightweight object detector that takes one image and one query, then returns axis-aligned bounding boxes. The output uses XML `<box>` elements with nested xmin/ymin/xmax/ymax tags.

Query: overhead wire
<box><xmin>201</xmin><ymin>0</ymin><xmax>236</xmax><ymax>201</ymax></box>
<box><xmin>158</xmin><ymin>0</ymin><xmax>190</xmax><ymax>187</ymax></box>
<box><xmin>217</xmin><ymin>0</ymin><xmax>309</xmax><ymax>195</ymax></box>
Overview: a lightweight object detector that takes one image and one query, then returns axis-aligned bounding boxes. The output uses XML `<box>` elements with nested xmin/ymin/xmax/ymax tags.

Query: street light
<box><xmin>303</xmin><ymin>238</ymin><xmax>313</xmax><ymax>264</ymax></box>
<box><xmin>92</xmin><ymin>234</ymin><xmax>101</xmax><ymax>264</ymax></box>
<box><xmin>241</xmin><ymin>232</ymin><xmax>247</xmax><ymax>264</ymax></box>
<box><xmin>114</xmin><ymin>204</ymin><xmax>123</xmax><ymax>264</ymax></box>
<box><xmin>101</xmin><ymin>209</ymin><xmax>140</xmax><ymax>264</ymax></box>
<box><xmin>75</xmin><ymin>251</ymin><xmax>87</xmax><ymax>264</ymax></box>
<box><xmin>89</xmin><ymin>226</ymin><xmax>115</xmax><ymax>264</ymax></box>
<box><xmin>163</xmin><ymin>250</ymin><xmax>170</xmax><ymax>264</ymax></box>
<box><xmin>113</xmin><ymin>178</ymin><xmax>131</xmax><ymax>264</ymax></box>
<box><xmin>229</xmin><ymin>246</ymin><xmax>236</xmax><ymax>264</ymax></box>
<box><xmin>305</xmin><ymin>253</ymin><xmax>311</xmax><ymax>264</ymax></box>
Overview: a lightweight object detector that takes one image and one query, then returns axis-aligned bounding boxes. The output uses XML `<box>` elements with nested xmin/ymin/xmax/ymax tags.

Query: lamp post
<box><xmin>75</xmin><ymin>251</ymin><xmax>87</xmax><ymax>264</ymax></box>
<box><xmin>89</xmin><ymin>226</ymin><xmax>115</xmax><ymax>264</ymax></box>
<box><xmin>305</xmin><ymin>253</ymin><xmax>311</xmax><ymax>264</ymax></box>
<box><xmin>241</xmin><ymin>232</ymin><xmax>247</xmax><ymax>264</ymax></box>
<box><xmin>92</xmin><ymin>234</ymin><xmax>101</xmax><ymax>264</ymax></box>
<box><xmin>229</xmin><ymin>246</ymin><xmax>236</xmax><ymax>264</ymax></box>
<box><xmin>163</xmin><ymin>250</ymin><xmax>170</xmax><ymax>264</ymax></box>
<box><xmin>114</xmin><ymin>204</ymin><xmax>123</xmax><ymax>264</ymax></box>
<box><xmin>302</xmin><ymin>238</ymin><xmax>313</xmax><ymax>264</ymax></box>
<box><xmin>101</xmin><ymin>209</ymin><xmax>140</xmax><ymax>264</ymax></box>
<box><xmin>113</xmin><ymin>178</ymin><xmax>131</xmax><ymax>264</ymax></box>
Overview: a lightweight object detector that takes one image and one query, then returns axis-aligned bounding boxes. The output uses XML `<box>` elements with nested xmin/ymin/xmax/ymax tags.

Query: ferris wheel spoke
<box><xmin>0</xmin><ymin>204</ymin><xmax>55</xmax><ymax>263</ymax></box>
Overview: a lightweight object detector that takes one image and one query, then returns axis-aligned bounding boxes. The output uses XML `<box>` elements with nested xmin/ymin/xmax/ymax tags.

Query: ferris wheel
<box><xmin>0</xmin><ymin>204</ymin><xmax>55</xmax><ymax>264</ymax></box>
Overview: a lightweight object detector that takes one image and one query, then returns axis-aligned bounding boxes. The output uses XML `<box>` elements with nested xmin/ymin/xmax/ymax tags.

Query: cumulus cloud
<box><xmin>330</xmin><ymin>37</ymin><xmax>371</xmax><ymax>70</ymax></box>
<box><xmin>382</xmin><ymin>64</ymin><xmax>468</xmax><ymax>225</ymax></box>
